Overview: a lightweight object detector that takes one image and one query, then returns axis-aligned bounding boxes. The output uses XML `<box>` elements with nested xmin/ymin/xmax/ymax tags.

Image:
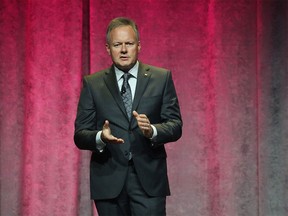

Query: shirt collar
<box><xmin>115</xmin><ymin>61</ymin><xmax>139</xmax><ymax>82</ymax></box>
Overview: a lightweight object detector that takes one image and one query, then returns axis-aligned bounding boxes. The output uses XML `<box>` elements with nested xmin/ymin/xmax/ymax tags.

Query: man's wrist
<box><xmin>150</xmin><ymin>125</ymin><xmax>157</xmax><ymax>140</ymax></box>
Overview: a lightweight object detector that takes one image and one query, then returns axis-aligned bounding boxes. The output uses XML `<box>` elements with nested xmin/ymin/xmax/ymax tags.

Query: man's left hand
<box><xmin>133</xmin><ymin>111</ymin><xmax>153</xmax><ymax>138</ymax></box>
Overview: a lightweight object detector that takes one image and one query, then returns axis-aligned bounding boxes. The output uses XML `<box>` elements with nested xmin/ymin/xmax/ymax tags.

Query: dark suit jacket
<box><xmin>74</xmin><ymin>62</ymin><xmax>182</xmax><ymax>200</ymax></box>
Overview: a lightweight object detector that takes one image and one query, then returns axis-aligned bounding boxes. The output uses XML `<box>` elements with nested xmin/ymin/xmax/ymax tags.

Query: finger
<box><xmin>116</xmin><ymin>138</ymin><xmax>125</xmax><ymax>144</ymax></box>
<box><xmin>110</xmin><ymin>136</ymin><xmax>124</xmax><ymax>144</ymax></box>
<box><xmin>139</xmin><ymin>117</ymin><xmax>150</xmax><ymax>124</ymax></box>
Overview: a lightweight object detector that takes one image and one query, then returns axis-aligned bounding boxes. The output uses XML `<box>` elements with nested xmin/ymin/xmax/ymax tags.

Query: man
<box><xmin>74</xmin><ymin>17</ymin><xmax>182</xmax><ymax>215</ymax></box>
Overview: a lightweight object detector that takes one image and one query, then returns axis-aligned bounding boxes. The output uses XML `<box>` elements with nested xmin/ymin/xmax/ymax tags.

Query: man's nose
<box><xmin>120</xmin><ymin>44</ymin><xmax>127</xmax><ymax>53</ymax></box>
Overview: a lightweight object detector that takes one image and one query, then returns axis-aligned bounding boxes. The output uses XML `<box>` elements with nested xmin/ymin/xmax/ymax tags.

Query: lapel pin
<box><xmin>144</xmin><ymin>73</ymin><xmax>148</xmax><ymax>76</ymax></box>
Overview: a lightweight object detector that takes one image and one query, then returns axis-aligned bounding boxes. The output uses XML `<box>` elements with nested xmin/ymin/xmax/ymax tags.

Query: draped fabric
<box><xmin>0</xmin><ymin>0</ymin><xmax>287</xmax><ymax>215</ymax></box>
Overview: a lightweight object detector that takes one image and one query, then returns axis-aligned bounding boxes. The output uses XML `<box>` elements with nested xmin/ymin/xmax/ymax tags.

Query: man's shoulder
<box><xmin>84</xmin><ymin>67</ymin><xmax>111</xmax><ymax>80</ymax></box>
<box><xmin>140</xmin><ymin>63</ymin><xmax>171</xmax><ymax>81</ymax></box>
<box><xmin>140</xmin><ymin>62</ymin><xmax>169</xmax><ymax>73</ymax></box>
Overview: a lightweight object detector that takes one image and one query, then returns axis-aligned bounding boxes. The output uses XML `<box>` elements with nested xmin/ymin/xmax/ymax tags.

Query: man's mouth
<box><xmin>120</xmin><ymin>56</ymin><xmax>129</xmax><ymax>60</ymax></box>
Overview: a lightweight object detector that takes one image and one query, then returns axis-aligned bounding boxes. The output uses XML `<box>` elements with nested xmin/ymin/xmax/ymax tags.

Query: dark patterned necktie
<box><xmin>121</xmin><ymin>73</ymin><xmax>132</xmax><ymax>119</ymax></box>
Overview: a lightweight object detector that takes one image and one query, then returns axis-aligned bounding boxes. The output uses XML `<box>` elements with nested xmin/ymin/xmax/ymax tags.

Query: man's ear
<box><xmin>138</xmin><ymin>41</ymin><xmax>141</xmax><ymax>52</ymax></box>
<box><xmin>106</xmin><ymin>44</ymin><xmax>111</xmax><ymax>55</ymax></box>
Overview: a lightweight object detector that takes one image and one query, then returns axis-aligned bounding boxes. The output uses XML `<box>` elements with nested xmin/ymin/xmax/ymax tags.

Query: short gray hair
<box><xmin>106</xmin><ymin>17</ymin><xmax>140</xmax><ymax>43</ymax></box>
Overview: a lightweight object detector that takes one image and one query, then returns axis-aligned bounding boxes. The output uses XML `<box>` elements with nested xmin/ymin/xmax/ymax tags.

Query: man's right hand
<box><xmin>101</xmin><ymin>120</ymin><xmax>124</xmax><ymax>144</ymax></box>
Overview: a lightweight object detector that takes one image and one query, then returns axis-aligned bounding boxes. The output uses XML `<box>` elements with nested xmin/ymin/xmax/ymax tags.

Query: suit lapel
<box><xmin>130</xmin><ymin>63</ymin><xmax>151</xmax><ymax>128</ymax></box>
<box><xmin>103</xmin><ymin>67</ymin><xmax>128</xmax><ymax>119</ymax></box>
<box><xmin>132</xmin><ymin>63</ymin><xmax>151</xmax><ymax>112</ymax></box>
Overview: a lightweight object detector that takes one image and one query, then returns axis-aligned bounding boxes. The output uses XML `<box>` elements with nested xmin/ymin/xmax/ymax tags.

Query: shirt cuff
<box><xmin>96</xmin><ymin>131</ymin><xmax>106</xmax><ymax>152</ymax></box>
<box><xmin>150</xmin><ymin>125</ymin><xmax>157</xmax><ymax>140</ymax></box>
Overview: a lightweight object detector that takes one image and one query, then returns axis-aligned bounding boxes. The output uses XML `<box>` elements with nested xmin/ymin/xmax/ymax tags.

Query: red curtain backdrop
<box><xmin>0</xmin><ymin>0</ymin><xmax>287</xmax><ymax>216</ymax></box>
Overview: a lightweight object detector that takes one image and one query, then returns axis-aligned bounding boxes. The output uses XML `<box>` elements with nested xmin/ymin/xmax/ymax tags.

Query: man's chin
<box><xmin>115</xmin><ymin>63</ymin><xmax>135</xmax><ymax>72</ymax></box>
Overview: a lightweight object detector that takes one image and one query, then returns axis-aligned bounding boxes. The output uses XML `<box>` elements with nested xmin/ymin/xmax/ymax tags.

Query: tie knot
<box><xmin>123</xmin><ymin>73</ymin><xmax>132</xmax><ymax>81</ymax></box>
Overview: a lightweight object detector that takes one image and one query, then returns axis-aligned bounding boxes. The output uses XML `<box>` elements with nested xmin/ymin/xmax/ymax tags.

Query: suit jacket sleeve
<box><xmin>74</xmin><ymin>76</ymin><xmax>99</xmax><ymax>151</ymax></box>
<box><xmin>151</xmin><ymin>70</ymin><xmax>182</xmax><ymax>147</ymax></box>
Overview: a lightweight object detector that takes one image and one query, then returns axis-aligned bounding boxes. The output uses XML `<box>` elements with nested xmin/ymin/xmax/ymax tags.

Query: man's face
<box><xmin>106</xmin><ymin>25</ymin><xmax>141</xmax><ymax>72</ymax></box>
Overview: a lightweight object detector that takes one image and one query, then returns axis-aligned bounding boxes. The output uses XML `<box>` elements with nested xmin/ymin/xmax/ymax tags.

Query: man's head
<box><xmin>106</xmin><ymin>17</ymin><xmax>141</xmax><ymax>72</ymax></box>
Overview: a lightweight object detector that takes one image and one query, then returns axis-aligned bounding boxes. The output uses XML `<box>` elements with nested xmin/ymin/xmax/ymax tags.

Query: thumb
<box><xmin>103</xmin><ymin>120</ymin><xmax>109</xmax><ymax>129</ymax></box>
<box><xmin>132</xmin><ymin>110</ymin><xmax>139</xmax><ymax>118</ymax></box>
